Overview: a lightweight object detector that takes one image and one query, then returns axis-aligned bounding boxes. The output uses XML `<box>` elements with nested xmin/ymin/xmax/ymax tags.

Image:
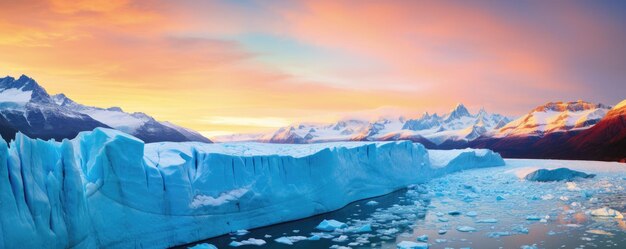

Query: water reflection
<box><xmin>177</xmin><ymin>168</ymin><xmax>626</xmax><ymax>249</ymax></box>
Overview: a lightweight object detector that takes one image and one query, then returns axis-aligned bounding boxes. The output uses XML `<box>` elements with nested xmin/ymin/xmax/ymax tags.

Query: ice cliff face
<box><xmin>0</xmin><ymin>128</ymin><xmax>504</xmax><ymax>249</ymax></box>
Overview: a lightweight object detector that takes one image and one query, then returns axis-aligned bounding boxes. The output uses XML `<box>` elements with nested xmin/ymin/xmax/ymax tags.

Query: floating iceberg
<box><xmin>524</xmin><ymin>168</ymin><xmax>595</xmax><ymax>182</ymax></box>
<box><xmin>274</xmin><ymin>236</ymin><xmax>307</xmax><ymax>245</ymax></box>
<box><xmin>590</xmin><ymin>207</ymin><xmax>624</xmax><ymax>219</ymax></box>
<box><xmin>188</xmin><ymin>243</ymin><xmax>218</xmax><ymax>249</ymax></box>
<box><xmin>316</xmin><ymin>219</ymin><xmax>348</xmax><ymax>231</ymax></box>
<box><xmin>397</xmin><ymin>241</ymin><xmax>429</xmax><ymax>249</ymax></box>
<box><xmin>353</xmin><ymin>224</ymin><xmax>372</xmax><ymax>233</ymax></box>
<box><xmin>416</xmin><ymin>234</ymin><xmax>428</xmax><ymax>242</ymax></box>
<box><xmin>365</xmin><ymin>200</ymin><xmax>379</xmax><ymax>206</ymax></box>
<box><xmin>0</xmin><ymin>128</ymin><xmax>504</xmax><ymax>248</ymax></box>
<box><xmin>456</xmin><ymin>226</ymin><xmax>477</xmax><ymax>232</ymax></box>
<box><xmin>228</xmin><ymin>238</ymin><xmax>266</xmax><ymax>247</ymax></box>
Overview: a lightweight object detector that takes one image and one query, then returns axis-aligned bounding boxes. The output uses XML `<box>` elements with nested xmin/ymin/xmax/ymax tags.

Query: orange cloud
<box><xmin>0</xmin><ymin>0</ymin><xmax>623</xmax><ymax>135</ymax></box>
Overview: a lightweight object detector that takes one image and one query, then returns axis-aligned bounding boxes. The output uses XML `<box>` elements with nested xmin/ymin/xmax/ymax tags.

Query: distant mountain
<box><xmin>0</xmin><ymin>75</ymin><xmax>211</xmax><ymax>143</ymax></box>
<box><xmin>565</xmin><ymin>100</ymin><xmax>626</xmax><ymax>161</ymax></box>
<box><xmin>218</xmin><ymin>100</ymin><xmax>625</xmax><ymax>161</ymax></box>
<box><xmin>495</xmin><ymin>101</ymin><xmax>610</xmax><ymax>137</ymax></box>
<box><xmin>470</xmin><ymin>100</ymin><xmax>624</xmax><ymax>161</ymax></box>
<box><xmin>218</xmin><ymin>103</ymin><xmax>512</xmax><ymax>146</ymax></box>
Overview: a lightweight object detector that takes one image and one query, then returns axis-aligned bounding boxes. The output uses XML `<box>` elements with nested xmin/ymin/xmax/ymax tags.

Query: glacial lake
<box><xmin>177</xmin><ymin>160</ymin><xmax>626</xmax><ymax>249</ymax></box>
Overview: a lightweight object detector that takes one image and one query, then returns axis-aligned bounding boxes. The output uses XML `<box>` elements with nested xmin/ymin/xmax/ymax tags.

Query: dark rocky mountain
<box><xmin>0</xmin><ymin>75</ymin><xmax>211</xmax><ymax>143</ymax></box>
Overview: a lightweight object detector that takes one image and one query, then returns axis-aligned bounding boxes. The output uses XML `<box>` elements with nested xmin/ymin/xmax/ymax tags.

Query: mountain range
<box><xmin>215</xmin><ymin>100</ymin><xmax>625</xmax><ymax>162</ymax></box>
<box><xmin>1</xmin><ymin>74</ymin><xmax>623</xmax><ymax>161</ymax></box>
<box><xmin>0</xmin><ymin>75</ymin><xmax>211</xmax><ymax>143</ymax></box>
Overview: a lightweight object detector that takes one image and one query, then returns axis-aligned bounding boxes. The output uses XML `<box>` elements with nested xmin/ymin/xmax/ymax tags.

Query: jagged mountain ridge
<box><xmin>0</xmin><ymin>75</ymin><xmax>211</xmax><ymax>143</ymax></box>
<box><xmin>215</xmin><ymin>100</ymin><xmax>625</xmax><ymax>161</ymax></box>
<box><xmin>222</xmin><ymin>103</ymin><xmax>513</xmax><ymax>145</ymax></box>
<box><xmin>470</xmin><ymin>100</ymin><xmax>624</xmax><ymax>161</ymax></box>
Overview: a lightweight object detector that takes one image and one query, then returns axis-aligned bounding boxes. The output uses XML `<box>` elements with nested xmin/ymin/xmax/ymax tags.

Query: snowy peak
<box><xmin>497</xmin><ymin>100</ymin><xmax>610</xmax><ymax>137</ymax></box>
<box><xmin>266</xmin><ymin>126</ymin><xmax>305</xmax><ymax>143</ymax></box>
<box><xmin>0</xmin><ymin>75</ymin><xmax>52</xmax><ymax>105</ymax></box>
<box><xmin>613</xmin><ymin>99</ymin><xmax>626</xmax><ymax>111</ymax></box>
<box><xmin>602</xmin><ymin>99</ymin><xmax>626</xmax><ymax>120</ymax></box>
<box><xmin>0</xmin><ymin>74</ymin><xmax>211</xmax><ymax>143</ymax></box>
<box><xmin>445</xmin><ymin>103</ymin><xmax>471</xmax><ymax>121</ymax></box>
<box><xmin>532</xmin><ymin>100</ymin><xmax>609</xmax><ymax>113</ymax></box>
<box><xmin>51</xmin><ymin>93</ymin><xmax>77</xmax><ymax>106</ymax></box>
<box><xmin>231</xmin><ymin>103</ymin><xmax>511</xmax><ymax>145</ymax></box>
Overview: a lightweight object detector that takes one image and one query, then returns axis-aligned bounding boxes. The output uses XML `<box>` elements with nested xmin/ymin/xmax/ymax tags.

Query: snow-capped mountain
<box><xmin>0</xmin><ymin>75</ymin><xmax>211</xmax><ymax>143</ymax></box>
<box><xmin>219</xmin><ymin>103</ymin><xmax>512</xmax><ymax>146</ymax></box>
<box><xmin>495</xmin><ymin>101</ymin><xmax>610</xmax><ymax>137</ymax></box>
<box><xmin>470</xmin><ymin>99</ymin><xmax>625</xmax><ymax>161</ymax></box>
<box><xmin>564</xmin><ymin>99</ymin><xmax>626</xmax><ymax>161</ymax></box>
<box><xmin>217</xmin><ymin>99</ymin><xmax>625</xmax><ymax>161</ymax></box>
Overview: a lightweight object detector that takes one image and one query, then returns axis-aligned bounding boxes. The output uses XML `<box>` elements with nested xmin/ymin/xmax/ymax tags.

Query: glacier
<box><xmin>0</xmin><ymin>128</ymin><xmax>504</xmax><ymax>249</ymax></box>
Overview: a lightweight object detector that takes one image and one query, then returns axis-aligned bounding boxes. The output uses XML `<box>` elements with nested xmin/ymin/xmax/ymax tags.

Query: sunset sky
<box><xmin>1</xmin><ymin>0</ymin><xmax>625</xmax><ymax>137</ymax></box>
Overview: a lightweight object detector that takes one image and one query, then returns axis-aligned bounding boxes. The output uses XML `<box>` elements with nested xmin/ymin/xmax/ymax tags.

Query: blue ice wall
<box><xmin>0</xmin><ymin>128</ymin><xmax>504</xmax><ymax>248</ymax></box>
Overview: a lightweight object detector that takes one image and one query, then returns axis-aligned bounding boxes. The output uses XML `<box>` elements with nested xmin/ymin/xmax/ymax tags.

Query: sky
<box><xmin>1</xmin><ymin>0</ymin><xmax>625</xmax><ymax>137</ymax></box>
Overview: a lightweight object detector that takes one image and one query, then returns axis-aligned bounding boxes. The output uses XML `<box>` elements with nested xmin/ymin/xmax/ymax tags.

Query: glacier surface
<box><xmin>0</xmin><ymin>128</ymin><xmax>504</xmax><ymax>248</ymax></box>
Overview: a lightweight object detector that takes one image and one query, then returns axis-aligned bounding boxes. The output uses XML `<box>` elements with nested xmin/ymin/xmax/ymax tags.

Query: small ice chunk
<box><xmin>263</xmin><ymin>234</ymin><xmax>272</xmax><ymax>238</ymax></box>
<box><xmin>487</xmin><ymin>231</ymin><xmax>511</xmax><ymax>238</ymax></box>
<box><xmin>188</xmin><ymin>243</ymin><xmax>217</xmax><ymax>249</ymax></box>
<box><xmin>586</xmin><ymin>229</ymin><xmax>614</xmax><ymax>236</ymax></box>
<box><xmin>332</xmin><ymin>235</ymin><xmax>349</xmax><ymax>242</ymax></box>
<box><xmin>438</xmin><ymin>217</ymin><xmax>449</xmax><ymax>222</ymax></box>
<box><xmin>566</xmin><ymin>182</ymin><xmax>580</xmax><ymax>191</ymax></box>
<box><xmin>456</xmin><ymin>226</ymin><xmax>476</xmax><ymax>232</ymax></box>
<box><xmin>397</xmin><ymin>241</ymin><xmax>429</xmax><ymax>249</ymax></box>
<box><xmin>330</xmin><ymin>246</ymin><xmax>352</xmax><ymax>249</ymax></box>
<box><xmin>496</xmin><ymin>195</ymin><xmax>505</xmax><ymax>201</ymax></box>
<box><xmin>311</xmin><ymin>232</ymin><xmax>334</xmax><ymax>239</ymax></box>
<box><xmin>526</xmin><ymin>215</ymin><xmax>542</xmax><ymax>221</ymax></box>
<box><xmin>354</xmin><ymin>224</ymin><xmax>372</xmax><ymax>233</ymax></box>
<box><xmin>435</xmin><ymin>239</ymin><xmax>447</xmax><ymax>243</ymax></box>
<box><xmin>244</xmin><ymin>238</ymin><xmax>266</xmax><ymax>246</ymax></box>
<box><xmin>448</xmin><ymin>211</ymin><xmax>462</xmax><ymax>216</ymax></box>
<box><xmin>366</xmin><ymin>200</ymin><xmax>379</xmax><ymax>206</ymax></box>
<box><xmin>512</xmin><ymin>225</ymin><xmax>529</xmax><ymax>234</ymax></box>
<box><xmin>379</xmin><ymin>228</ymin><xmax>400</xmax><ymax>235</ymax></box>
<box><xmin>438</xmin><ymin>229</ymin><xmax>447</xmax><ymax>235</ymax></box>
<box><xmin>229</xmin><ymin>238</ymin><xmax>266</xmax><ymax>247</ymax></box>
<box><xmin>541</xmin><ymin>194</ymin><xmax>554</xmax><ymax>200</ymax></box>
<box><xmin>466</xmin><ymin>211</ymin><xmax>478</xmax><ymax>217</ymax></box>
<box><xmin>308</xmin><ymin>235</ymin><xmax>321</xmax><ymax>240</ymax></box>
<box><xmin>416</xmin><ymin>234</ymin><xmax>428</xmax><ymax>242</ymax></box>
<box><xmin>476</xmin><ymin>218</ymin><xmax>498</xmax><ymax>223</ymax></box>
<box><xmin>316</xmin><ymin>219</ymin><xmax>348</xmax><ymax>231</ymax></box>
<box><xmin>590</xmin><ymin>207</ymin><xmax>624</xmax><ymax>219</ymax></box>
<box><xmin>274</xmin><ymin>237</ymin><xmax>294</xmax><ymax>245</ymax></box>
<box><xmin>230</xmin><ymin>230</ymin><xmax>249</xmax><ymax>236</ymax></box>
<box><xmin>275</xmin><ymin>236</ymin><xmax>307</xmax><ymax>245</ymax></box>
<box><xmin>520</xmin><ymin>245</ymin><xmax>538</xmax><ymax>249</ymax></box>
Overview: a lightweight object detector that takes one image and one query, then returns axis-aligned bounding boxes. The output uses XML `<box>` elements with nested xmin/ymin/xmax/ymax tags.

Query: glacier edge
<box><xmin>0</xmin><ymin>128</ymin><xmax>504</xmax><ymax>248</ymax></box>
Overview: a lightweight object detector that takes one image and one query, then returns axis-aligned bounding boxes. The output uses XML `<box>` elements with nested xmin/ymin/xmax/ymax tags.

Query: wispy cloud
<box><xmin>0</xmin><ymin>0</ymin><xmax>624</xmax><ymax>134</ymax></box>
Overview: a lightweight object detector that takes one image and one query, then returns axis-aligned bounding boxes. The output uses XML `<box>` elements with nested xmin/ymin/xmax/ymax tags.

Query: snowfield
<box><xmin>0</xmin><ymin>128</ymin><xmax>504</xmax><ymax>249</ymax></box>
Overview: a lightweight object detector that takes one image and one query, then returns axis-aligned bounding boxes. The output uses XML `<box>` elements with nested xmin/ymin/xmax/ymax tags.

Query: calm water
<box><xmin>177</xmin><ymin>166</ymin><xmax>626</xmax><ymax>249</ymax></box>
